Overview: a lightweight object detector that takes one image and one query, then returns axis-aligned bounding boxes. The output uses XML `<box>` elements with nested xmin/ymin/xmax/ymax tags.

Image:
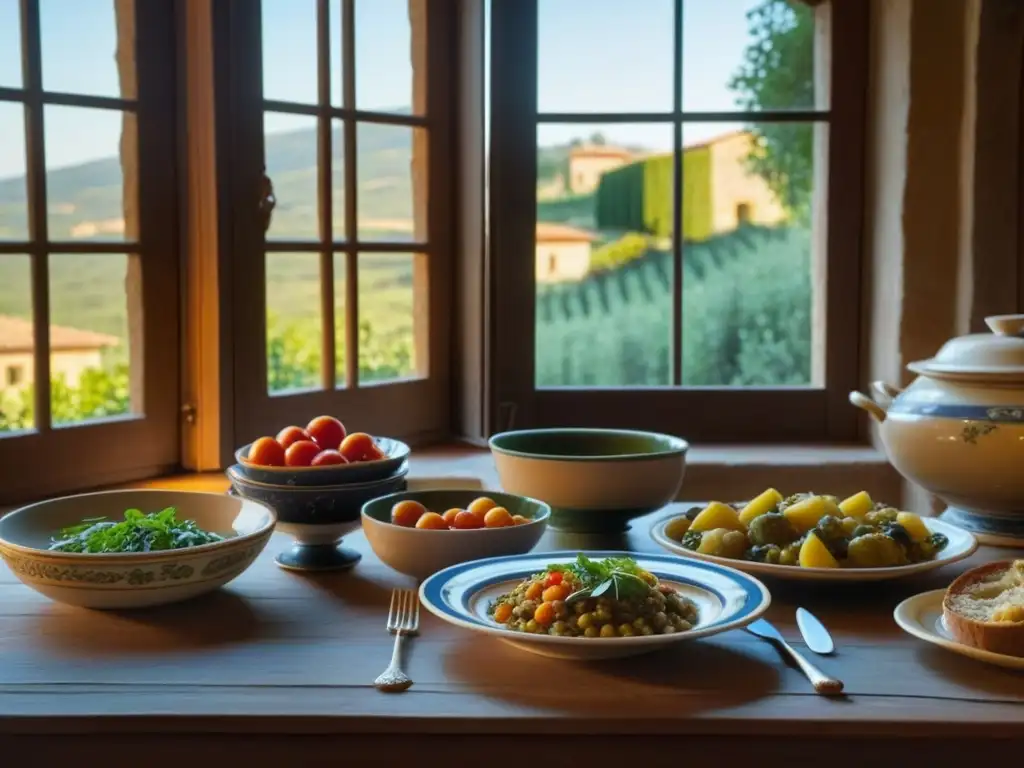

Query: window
<box><xmin>222</xmin><ymin>0</ymin><xmax>454</xmax><ymax>446</ymax></box>
<box><xmin>486</xmin><ymin>0</ymin><xmax>866</xmax><ymax>441</ymax></box>
<box><xmin>0</xmin><ymin>0</ymin><xmax>179</xmax><ymax>499</ymax></box>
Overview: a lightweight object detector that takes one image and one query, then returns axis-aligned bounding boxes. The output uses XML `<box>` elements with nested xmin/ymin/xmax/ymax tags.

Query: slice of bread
<box><xmin>943</xmin><ymin>560</ymin><xmax>1024</xmax><ymax>657</ymax></box>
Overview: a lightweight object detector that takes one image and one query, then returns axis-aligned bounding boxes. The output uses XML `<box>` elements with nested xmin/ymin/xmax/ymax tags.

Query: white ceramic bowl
<box><xmin>0</xmin><ymin>489</ymin><xmax>276</xmax><ymax>609</ymax></box>
<box><xmin>489</xmin><ymin>428</ymin><xmax>688</xmax><ymax>533</ymax></box>
<box><xmin>361</xmin><ymin>489</ymin><xmax>550</xmax><ymax>581</ymax></box>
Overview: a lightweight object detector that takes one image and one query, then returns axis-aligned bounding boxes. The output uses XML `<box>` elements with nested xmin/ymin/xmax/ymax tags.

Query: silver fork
<box><xmin>374</xmin><ymin>588</ymin><xmax>419</xmax><ymax>692</ymax></box>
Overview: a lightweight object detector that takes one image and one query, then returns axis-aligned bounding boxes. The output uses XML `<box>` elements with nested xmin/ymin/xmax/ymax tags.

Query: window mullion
<box><xmin>342</xmin><ymin>0</ymin><xmax>358</xmax><ymax>388</ymax></box>
<box><xmin>317</xmin><ymin>0</ymin><xmax>335</xmax><ymax>391</ymax></box>
<box><xmin>20</xmin><ymin>0</ymin><xmax>51</xmax><ymax>432</ymax></box>
<box><xmin>671</xmin><ymin>0</ymin><xmax>683</xmax><ymax>387</ymax></box>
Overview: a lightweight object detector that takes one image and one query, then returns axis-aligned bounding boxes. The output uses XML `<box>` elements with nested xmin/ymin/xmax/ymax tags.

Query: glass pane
<box><xmin>539</xmin><ymin>0</ymin><xmax>673</xmax><ymax>114</ymax></box>
<box><xmin>333</xmin><ymin>251</ymin><xmax>347</xmax><ymax>386</ymax></box>
<box><xmin>681</xmin><ymin>122</ymin><xmax>820</xmax><ymax>386</ymax></box>
<box><xmin>331</xmin><ymin>118</ymin><xmax>346</xmax><ymax>239</ymax></box>
<box><xmin>266</xmin><ymin>252</ymin><xmax>323</xmax><ymax>394</ymax></box>
<box><xmin>357</xmin><ymin>122</ymin><xmax>425</xmax><ymax>242</ymax></box>
<box><xmin>265</xmin><ymin>112</ymin><xmax>319</xmax><ymax>241</ymax></box>
<box><xmin>682</xmin><ymin>0</ymin><xmax>822</xmax><ymax>112</ymax></box>
<box><xmin>262</xmin><ymin>0</ymin><xmax>318</xmax><ymax>104</ymax></box>
<box><xmin>354</xmin><ymin>0</ymin><xmax>422</xmax><ymax>115</ymax></box>
<box><xmin>358</xmin><ymin>252</ymin><xmax>421</xmax><ymax>383</ymax></box>
<box><xmin>0</xmin><ymin>255</ymin><xmax>34</xmax><ymax>432</ymax></box>
<box><xmin>0</xmin><ymin>102</ymin><xmax>28</xmax><ymax>240</ymax></box>
<box><xmin>40</xmin><ymin>0</ymin><xmax>135</xmax><ymax>99</ymax></box>
<box><xmin>45</xmin><ymin>105</ymin><xmax>136</xmax><ymax>241</ymax></box>
<box><xmin>536</xmin><ymin>123</ymin><xmax>674</xmax><ymax>387</ymax></box>
<box><xmin>331</xmin><ymin>0</ymin><xmax>344</xmax><ymax>108</ymax></box>
<box><xmin>0</xmin><ymin>0</ymin><xmax>21</xmax><ymax>88</ymax></box>
<box><xmin>49</xmin><ymin>253</ymin><xmax>134</xmax><ymax>425</ymax></box>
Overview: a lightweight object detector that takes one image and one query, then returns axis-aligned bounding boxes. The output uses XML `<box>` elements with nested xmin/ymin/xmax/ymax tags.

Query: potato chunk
<box><xmin>783</xmin><ymin>495</ymin><xmax>842</xmax><ymax>534</ymax></box>
<box><xmin>690</xmin><ymin>502</ymin><xmax>744</xmax><ymax>533</ymax></box>
<box><xmin>838</xmin><ymin>491</ymin><xmax>873</xmax><ymax>521</ymax></box>
<box><xmin>798</xmin><ymin>531</ymin><xmax>839</xmax><ymax>568</ymax></box>
<box><xmin>738</xmin><ymin>488</ymin><xmax>784</xmax><ymax>527</ymax></box>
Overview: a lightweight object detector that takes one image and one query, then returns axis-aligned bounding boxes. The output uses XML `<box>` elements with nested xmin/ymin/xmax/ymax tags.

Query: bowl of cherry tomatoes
<box><xmin>361</xmin><ymin>490</ymin><xmax>550</xmax><ymax>580</ymax></box>
<box><xmin>234</xmin><ymin>415</ymin><xmax>410</xmax><ymax>487</ymax></box>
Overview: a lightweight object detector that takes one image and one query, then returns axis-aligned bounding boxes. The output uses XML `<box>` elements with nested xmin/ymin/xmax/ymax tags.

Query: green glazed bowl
<box><xmin>488</xmin><ymin>428</ymin><xmax>688</xmax><ymax>533</ymax></box>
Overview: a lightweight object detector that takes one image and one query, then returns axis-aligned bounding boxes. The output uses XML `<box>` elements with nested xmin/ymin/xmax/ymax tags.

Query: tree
<box><xmin>728</xmin><ymin>0</ymin><xmax>815</xmax><ymax>222</ymax></box>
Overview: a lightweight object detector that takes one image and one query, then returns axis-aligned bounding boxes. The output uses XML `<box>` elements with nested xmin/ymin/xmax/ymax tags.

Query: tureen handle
<box><xmin>849</xmin><ymin>390</ymin><xmax>887</xmax><ymax>423</ymax></box>
<box><xmin>870</xmin><ymin>380</ymin><xmax>902</xmax><ymax>407</ymax></box>
<box><xmin>985</xmin><ymin>314</ymin><xmax>1024</xmax><ymax>337</ymax></box>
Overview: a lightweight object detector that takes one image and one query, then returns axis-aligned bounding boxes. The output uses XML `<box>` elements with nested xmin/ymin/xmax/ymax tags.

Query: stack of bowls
<box><xmin>227</xmin><ymin>436</ymin><xmax>410</xmax><ymax>572</ymax></box>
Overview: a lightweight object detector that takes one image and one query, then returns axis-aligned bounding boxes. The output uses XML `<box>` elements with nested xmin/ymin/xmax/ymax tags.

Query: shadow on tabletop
<box><xmin>916</xmin><ymin>644</ymin><xmax>1024</xmax><ymax>692</ymax></box>
<box><xmin>441</xmin><ymin>634</ymin><xmax>779</xmax><ymax>715</ymax></box>
<box><xmin>32</xmin><ymin>589</ymin><xmax>273</xmax><ymax>655</ymax></box>
<box><xmin>285</xmin><ymin>566</ymin><xmax>399</xmax><ymax>608</ymax></box>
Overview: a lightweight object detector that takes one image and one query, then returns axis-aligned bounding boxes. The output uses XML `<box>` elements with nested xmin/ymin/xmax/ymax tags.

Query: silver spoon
<box><xmin>796</xmin><ymin>607</ymin><xmax>835</xmax><ymax>655</ymax></box>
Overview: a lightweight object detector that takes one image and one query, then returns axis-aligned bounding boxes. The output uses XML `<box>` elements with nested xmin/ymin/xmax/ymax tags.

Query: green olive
<box><xmin>599</xmin><ymin>624</ymin><xmax>616</xmax><ymax>638</ymax></box>
<box><xmin>584</xmin><ymin>626</ymin><xmax>599</xmax><ymax>638</ymax></box>
<box><xmin>618</xmin><ymin>624</ymin><xmax>635</xmax><ymax>637</ymax></box>
<box><xmin>577</xmin><ymin>612</ymin><xmax>594</xmax><ymax>630</ymax></box>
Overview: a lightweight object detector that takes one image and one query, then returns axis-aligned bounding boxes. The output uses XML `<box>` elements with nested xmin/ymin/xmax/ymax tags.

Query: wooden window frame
<box><xmin>0</xmin><ymin>0</ymin><xmax>180</xmax><ymax>503</ymax></box>
<box><xmin>483</xmin><ymin>0</ymin><xmax>868</xmax><ymax>443</ymax></box>
<box><xmin>214</xmin><ymin>0</ymin><xmax>455</xmax><ymax>450</ymax></box>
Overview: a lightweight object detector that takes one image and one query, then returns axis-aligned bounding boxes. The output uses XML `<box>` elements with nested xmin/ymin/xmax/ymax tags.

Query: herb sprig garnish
<box><xmin>48</xmin><ymin>507</ymin><xmax>224</xmax><ymax>553</ymax></box>
<box><xmin>547</xmin><ymin>554</ymin><xmax>654</xmax><ymax>603</ymax></box>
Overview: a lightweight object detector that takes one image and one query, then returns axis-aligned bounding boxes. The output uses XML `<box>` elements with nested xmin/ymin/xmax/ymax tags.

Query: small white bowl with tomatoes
<box><xmin>235</xmin><ymin>415</ymin><xmax>410</xmax><ymax>487</ymax></box>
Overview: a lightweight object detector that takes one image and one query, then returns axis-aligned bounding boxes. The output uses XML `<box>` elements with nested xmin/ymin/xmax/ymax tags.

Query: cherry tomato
<box><xmin>392</xmin><ymin>500</ymin><xmax>427</xmax><ymax>528</ymax></box>
<box><xmin>453</xmin><ymin>510</ymin><xmax>484</xmax><ymax>530</ymax></box>
<box><xmin>339</xmin><ymin>432</ymin><xmax>379</xmax><ymax>463</ymax></box>
<box><xmin>247</xmin><ymin>436</ymin><xmax>286</xmax><ymax>467</ymax></box>
<box><xmin>533</xmin><ymin>602</ymin><xmax>556</xmax><ymax>626</ymax></box>
<box><xmin>493</xmin><ymin>603</ymin><xmax>513</xmax><ymax>623</ymax></box>
<box><xmin>415</xmin><ymin>512</ymin><xmax>448</xmax><ymax>530</ymax></box>
<box><xmin>284</xmin><ymin>439</ymin><xmax>320</xmax><ymax>467</ymax></box>
<box><xmin>441</xmin><ymin>508</ymin><xmax>462</xmax><ymax>527</ymax></box>
<box><xmin>310</xmin><ymin>449</ymin><xmax>347</xmax><ymax>466</ymax></box>
<box><xmin>525</xmin><ymin>581</ymin><xmax>544</xmax><ymax>601</ymax></box>
<box><xmin>483</xmin><ymin>506</ymin><xmax>513</xmax><ymax>528</ymax></box>
<box><xmin>276</xmin><ymin>425</ymin><xmax>310</xmax><ymax>450</ymax></box>
<box><xmin>467</xmin><ymin>497</ymin><xmax>497</xmax><ymax>517</ymax></box>
<box><xmin>306</xmin><ymin>415</ymin><xmax>347</xmax><ymax>450</ymax></box>
<box><xmin>512</xmin><ymin>515</ymin><xmax>530</xmax><ymax>526</ymax></box>
<box><xmin>542</xmin><ymin>584</ymin><xmax>570</xmax><ymax>602</ymax></box>
<box><xmin>545</xmin><ymin>571</ymin><xmax>563</xmax><ymax>587</ymax></box>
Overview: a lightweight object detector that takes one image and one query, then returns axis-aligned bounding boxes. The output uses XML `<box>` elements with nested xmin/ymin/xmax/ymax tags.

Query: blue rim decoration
<box><xmin>419</xmin><ymin>550</ymin><xmax>770</xmax><ymax>643</ymax></box>
<box><xmin>888</xmin><ymin>402</ymin><xmax>1024</xmax><ymax>422</ymax></box>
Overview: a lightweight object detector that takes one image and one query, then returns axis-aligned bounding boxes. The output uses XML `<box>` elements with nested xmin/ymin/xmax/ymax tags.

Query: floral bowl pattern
<box><xmin>0</xmin><ymin>489</ymin><xmax>276</xmax><ymax>610</ymax></box>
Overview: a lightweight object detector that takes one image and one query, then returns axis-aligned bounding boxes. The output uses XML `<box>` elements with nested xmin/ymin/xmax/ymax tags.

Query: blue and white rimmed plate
<box><xmin>418</xmin><ymin>550</ymin><xmax>771</xmax><ymax>660</ymax></box>
<box><xmin>652</xmin><ymin>514</ymin><xmax>978</xmax><ymax>582</ymax></box>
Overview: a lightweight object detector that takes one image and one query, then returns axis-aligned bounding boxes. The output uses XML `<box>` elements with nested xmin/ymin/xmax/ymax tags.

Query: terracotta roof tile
<box><xmin>0</xmin><ymin>315</ymin><xmax>120</xmax><ymax>353</ymax></box>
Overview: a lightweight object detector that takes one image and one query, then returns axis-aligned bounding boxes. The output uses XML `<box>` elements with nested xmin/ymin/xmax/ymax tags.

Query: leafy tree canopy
<box><xmin>728</xmin><ymin>0</ymin><xmax>815</xmax><ymax>222</ymax></box>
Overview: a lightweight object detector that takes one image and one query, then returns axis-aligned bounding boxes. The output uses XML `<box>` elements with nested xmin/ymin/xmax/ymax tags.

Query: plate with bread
<box><xmin>894</xmin><ymin>560</ymin><xmax>1024</xmax><ymax>669</ymax></box>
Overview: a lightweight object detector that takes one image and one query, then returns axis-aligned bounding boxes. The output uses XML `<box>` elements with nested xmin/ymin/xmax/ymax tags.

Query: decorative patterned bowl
<box><xmin>233</xmin><ymin>436</ymin><xmax>409</xmax><ymax>487</ymax></box>
<box><xmin>361</xmin><ymin>489</ymin><xmax>550</xmax><ymax>581</ymax></box>
<box><xmin>0</xmin><ymin>489</ymin><xmax>276</xmax><ymax>610</ymax></box>
<box><xmin>228</xmin><ymin>463</ymin><xmax>409</xmax><ymax>572</ymax></box>
<box><xmin>488</xmin><ymin>428</ymin><xmax>688</xmax><ymax>533</ymax></box>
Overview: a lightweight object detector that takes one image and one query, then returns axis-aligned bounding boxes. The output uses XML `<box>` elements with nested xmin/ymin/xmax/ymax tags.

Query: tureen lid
<box><xmin>908</xmin><ymin>315</ymin><xmax>1024</xmax><ymax>381</ymax></box>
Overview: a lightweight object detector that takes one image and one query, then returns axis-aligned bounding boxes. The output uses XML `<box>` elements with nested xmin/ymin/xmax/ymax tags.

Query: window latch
<box><xmin>181</xmin><ymin>403</ymin><xmax>197</xmax><ymax>425</ymax></box>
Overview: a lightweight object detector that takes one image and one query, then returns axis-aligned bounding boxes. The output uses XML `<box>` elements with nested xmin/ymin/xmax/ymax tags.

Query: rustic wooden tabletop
<box><xmin>1</xmin><ymin>498</ymin><xmax>1023</xmax><ymax>765</ymax></box>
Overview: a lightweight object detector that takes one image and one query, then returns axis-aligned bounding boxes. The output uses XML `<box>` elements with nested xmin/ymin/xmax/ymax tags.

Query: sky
<box><xmin>0</xmin><ymin>0</ymin><xmax>785</xmax><ymax>180</ymax></box>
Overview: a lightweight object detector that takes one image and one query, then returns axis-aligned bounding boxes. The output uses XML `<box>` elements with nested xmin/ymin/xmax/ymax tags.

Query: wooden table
<box><xmin>1</xmin><ymin>504</ymin><xmax>1023</xmax><ymax>765</ymax></box>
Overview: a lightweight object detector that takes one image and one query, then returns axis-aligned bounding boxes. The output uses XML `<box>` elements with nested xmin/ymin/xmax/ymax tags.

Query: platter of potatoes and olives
<box><xmin>651</xmin><ymin>489</ymin><xmax>978</xmax><ymax>582</ymax></box>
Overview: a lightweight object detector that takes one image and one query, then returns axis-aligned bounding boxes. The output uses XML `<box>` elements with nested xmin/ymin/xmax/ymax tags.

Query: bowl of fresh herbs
<box><xmin>0</xmin><ymin>489</ymin><xmax>276</xmax><ymax>609</ymax></box>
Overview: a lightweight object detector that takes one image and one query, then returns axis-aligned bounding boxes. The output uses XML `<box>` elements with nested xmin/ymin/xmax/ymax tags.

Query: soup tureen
<box><xmin>850</xmin><ymin>315</ymin><xmax>1024</xmax><ymax>545</ymax></box>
